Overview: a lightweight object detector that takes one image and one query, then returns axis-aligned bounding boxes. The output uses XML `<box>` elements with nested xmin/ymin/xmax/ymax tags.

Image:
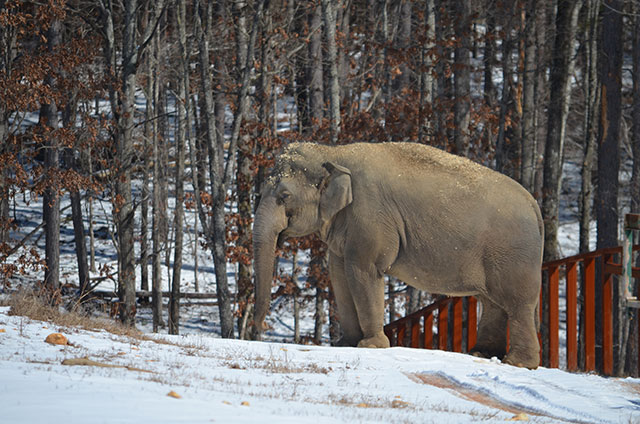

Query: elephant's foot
<box><xmin>335</xmin><ymin>337</ymin><xmax>358</xmax><ymax>347</ymax></box>
<box><xmin>357</xmin><ymin>333</ymin><xmax>390</xmax><ymax>348</ymax></box>
<box><xmin>469</xmin><ymin>345</ymin><xmax>506</xmax><ymax>360</ymax></box>
<box><xmin>502</xmin><ymin>349</ymin><xmax>539</xmax><ymax>370</ymax></box>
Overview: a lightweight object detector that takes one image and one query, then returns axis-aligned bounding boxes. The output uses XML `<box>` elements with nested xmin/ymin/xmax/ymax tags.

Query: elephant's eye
<box><xmin>277</xmin><ymin>191</ymin><xmax>291</xmax><ymax>205</ymax></box>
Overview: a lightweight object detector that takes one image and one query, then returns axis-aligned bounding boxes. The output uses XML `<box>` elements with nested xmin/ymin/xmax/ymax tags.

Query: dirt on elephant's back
<box><xmin>383</xmin><ymin>142</ymin><xmax>498</xmax><ymax>181</ymax></box>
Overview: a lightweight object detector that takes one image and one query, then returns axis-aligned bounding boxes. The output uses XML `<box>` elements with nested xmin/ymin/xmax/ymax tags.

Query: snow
<box><xmin>1</xmin><ymin>306</ymin><xmax>639</xmax><ymax>424</ymax></box>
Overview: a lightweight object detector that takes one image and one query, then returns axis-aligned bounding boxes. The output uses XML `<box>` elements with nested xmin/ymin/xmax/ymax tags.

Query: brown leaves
<box><xmin>45</xmin><ymin>332</ymin><xmax>68</xmax><ymax>345</ymax></box>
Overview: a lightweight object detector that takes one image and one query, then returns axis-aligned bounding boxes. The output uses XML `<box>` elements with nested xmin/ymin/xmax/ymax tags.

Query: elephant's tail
<box><xmin>533</xmin><ymin>199</ymin><xmax>544</xmax><ymax>244</ymax></box>
<box><xmin>534</xmin><ymin>298</ymin><xmax>540</xmax><ymax>332</ymax></box>
<box><xmin>532</xmin><ymin>198</ymin><xmax>543</xmax><ymax>334</ymax></box>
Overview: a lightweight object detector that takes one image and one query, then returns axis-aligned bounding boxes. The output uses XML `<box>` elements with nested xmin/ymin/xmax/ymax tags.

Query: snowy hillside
<box><xmin>2</xmin><ymin>306</ymin><xmax>639</xmax><ymax>424</ymax></box>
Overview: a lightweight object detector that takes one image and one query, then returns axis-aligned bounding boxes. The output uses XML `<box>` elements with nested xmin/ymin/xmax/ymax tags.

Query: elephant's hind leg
<box><xmin>470</xmin><ymin>296</ymin><xmax>508</xmax><ymax>360</ymax></box>
<box><xmin>503</xmin><ymin>305</ymin><xmax>540</xmax><ymax>369</ymax></box>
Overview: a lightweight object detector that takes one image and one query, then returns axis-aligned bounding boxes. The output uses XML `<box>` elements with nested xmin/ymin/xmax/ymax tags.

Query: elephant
<box><xmin>252</xmin><ymin>141</ymin><xmax>543</xmax><ymax>369</ymax></box>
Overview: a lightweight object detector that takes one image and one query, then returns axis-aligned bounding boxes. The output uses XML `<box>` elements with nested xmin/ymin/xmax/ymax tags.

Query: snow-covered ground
<box><xmin>2</xmin><ymin>306</ymin><xmax>639</xmax><ymax>424</ymax></box>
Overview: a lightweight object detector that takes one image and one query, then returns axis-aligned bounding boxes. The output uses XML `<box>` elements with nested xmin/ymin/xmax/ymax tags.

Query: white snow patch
<box><xmin>1</xmin><ymin>307</ymin><xmax>638</xmax><ymax>424</ymax></box>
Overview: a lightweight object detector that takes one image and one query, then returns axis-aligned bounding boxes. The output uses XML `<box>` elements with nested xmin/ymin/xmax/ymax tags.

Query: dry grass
<box><xmin>222</xmin><ymin>348</ymin><xmax>331</xmax><ymax>375</ymax></box>
<box><xmin>3</xmin><ymin>290</ymin><xmax>143</xmax><ymax>339</ymax></box>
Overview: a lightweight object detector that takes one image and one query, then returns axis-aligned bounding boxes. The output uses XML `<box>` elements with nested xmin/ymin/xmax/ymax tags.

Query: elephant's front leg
<box><xmin>328</xmin><ymin>252</ymin><xmax>363</xmax><ymax>346</ymax></box>
<box><xmin>344</xmin><ymin>261</ymin><xmax>390</xmax><ymax>348</ymax></box>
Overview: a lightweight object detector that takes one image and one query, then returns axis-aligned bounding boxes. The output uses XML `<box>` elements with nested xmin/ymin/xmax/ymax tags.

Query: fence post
<box><xmin>548</xmin><ymin>265</ymin><xmax>559</xmax><ymax>368</ymax></box>
<box><xmin>397</xmin><ymin>323</ymin><xmax>406</xmax><ymax>347</ymax></box>
<box><xmin>602</xmin><ymin>254</ymin><xmax>614</xmax><ymax>376</ymax></box>
<box><xmin>584</xmin><ymin>257</ymin><xmax>596</xmax><ymax>372</ymax></box>
<box><xmin>452</xmin><ymin>297</ymin><xmax>463</xmax><ymax>352</ymax></box>
<box><xmin>467</xmin><ymin>297</ymin><xmax>477</xmax><ymax>351</ymax></box>
<box><xmin>424</xmin><ymin>313</ymin><xmax>434</xmax><ymax>349</ymax></box>
<box><xmin>566</xmin><ymin>261</ymin><xmax>578</xmax><ymax>371</ymax></box>
<box><xmin>411</xmin><ymin>318</ymin><xmax>421</xmax><ymax>348</ymax></box>
<box><xmin>438</xmin><ymin>302</ymin><xmax>448</xmax><ymax>350</ymax></box>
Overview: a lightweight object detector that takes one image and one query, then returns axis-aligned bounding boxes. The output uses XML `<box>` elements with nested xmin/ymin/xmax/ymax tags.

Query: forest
<box><xmin>1</xmin><ymin>0</ymin><xmax>639</xmax><ymax>375</ymax></box>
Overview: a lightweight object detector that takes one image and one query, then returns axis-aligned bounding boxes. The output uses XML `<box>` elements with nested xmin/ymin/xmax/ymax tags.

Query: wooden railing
<box><xmin>384</xmin><ymin>296</ymin><xmax>478</xmax><ymax>353</ymax></box>
<box><xmin>384</xmin><ymin>245</ymin><xmax>640</xmax><ymax>376</ymax></box>
<box><xmin>541</xmin><ymin>245</ymin><xmax>640</xmax><ymax>375</ymax></box>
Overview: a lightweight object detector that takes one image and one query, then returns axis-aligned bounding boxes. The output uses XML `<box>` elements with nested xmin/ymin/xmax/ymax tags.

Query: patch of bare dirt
<box><xmin>406</xmin><ymin>372</ymin><xmax>577</xmax><ymax>422</ymax></box>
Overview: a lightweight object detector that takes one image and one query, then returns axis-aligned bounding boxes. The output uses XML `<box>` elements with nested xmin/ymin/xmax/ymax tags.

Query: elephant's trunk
<box><xmin>252</xmin><ymin>192</ymin><xmax>288</xmax><ymax>339</ymax></box>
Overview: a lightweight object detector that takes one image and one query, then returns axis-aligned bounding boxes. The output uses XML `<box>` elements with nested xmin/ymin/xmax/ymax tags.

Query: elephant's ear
<box><xmin>319</xmin><ymin>161</ymin><xmax>353</xmax><ymax>223</ymax></box>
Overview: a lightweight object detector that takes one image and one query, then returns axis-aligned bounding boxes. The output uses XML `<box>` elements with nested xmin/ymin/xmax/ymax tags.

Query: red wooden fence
<box><xmin>384</xmin><ymin>296</ymin><xmax>478</xmax><ymax>352</ymax></box>
<box><xmin>383</xmin><ymin>245</ymin><xmax>640</xmax><ymax>375</ymax></box>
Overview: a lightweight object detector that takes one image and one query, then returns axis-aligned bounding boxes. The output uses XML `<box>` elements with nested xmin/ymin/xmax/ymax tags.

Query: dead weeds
<box><xmin>4</xmin><ymin>290</ymin><xmax>143</xmax><ymax>339</ymax></box>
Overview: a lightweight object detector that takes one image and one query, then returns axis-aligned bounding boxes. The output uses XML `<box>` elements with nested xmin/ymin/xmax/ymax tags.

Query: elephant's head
<box><xmin>252</xmin><ymin>144</ymin><xmax>353</xmax><ymax>339</ymax></box>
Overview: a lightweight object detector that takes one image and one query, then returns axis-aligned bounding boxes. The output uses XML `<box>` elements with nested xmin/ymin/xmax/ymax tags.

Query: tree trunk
<box><xmin>140</xmin><ymin>43</ymin><xmax>153</xmax><ymax>299</ymax></box>
<box><xmin>169</xmin><ymin>0</ymin><xmax>189</xmax><ymax>336</ymax></box>
<box><xmin>194</xmin><ymin>0</ymin><xmax>266</xmax><ymax>339</ymax></box>
<box><xmin>483</xmin><ymin>10</ymin><xmax>496</xmax><ymax>108</ymax></box>
<box><xmin>434</xmin><ymin>3</ymin><xmax>452</xmax><ymax>147</ymax></box>
<box><xmin>579</xmin><ymin>0</ymin><xmax>600</xmax><ymax>256</ymax></box>
<box><xmin>308</xmin><ymin>0</ymin><xmax>324</xmax><ymax>134</ymax></box>
<box><xmin>533</xmin><ymin>0</ymin><xmax>552</xmax><ymax>200</ymax></box>
<box><xmin>337</xmin><ymin>0</ymin><xmax>351</xmax><ymax>106</ymax></box>
<box><xmin>0</xmin><ymin>2</ymin><xmax>16</xmax><ymax>249</ymax></box>
<box><xmin>520</xmin><ymin>0</ymin><xmax>537</xmax><ymax>193</ymax></box>
<box><xmin>41</xmin><ymin>18</ymin><xmax>62</xmax><ymax>294</ymax></box>
<box><xmin>321</xmin><ymin>0</ymin><xmax>340</xmax><ymax>144</ymax></box>
<box><xmin>628</xmin><ymin>0</ymin><xmax>640</xmax><ymax>377</ymax></box>
<box><xmin>596</xmin><ymin>0</ymin><xmax>623</xmax><ymax>375</ymax></box>
<box><xmin>234</xmin><ymin>0</ymin><xmax>255</xmax><ymax>339</ymax></box>
<box><xmin>453</xmin><ymin>0</ymin><xmax>471</xmax><ymax>156</ymax></box>
<box><xmin>396</xmin><ymin>0</ymin><xmax>412</xmax><ymax>91</ymax></box>
<box><xmin>100</xmin><ymin>0</ymin><xmax>164</xmax><ymax>326</ymax></box>
<box><xmin>407</xmin><ymin>286</ymin><xmax>421</xmax><ymax>314</ymax></box>
<box><xmin>62</xmin><ymin>137</ymin><xmax>89</xmax><ymax>297</ymax></box>
<box><xmin>541</xmin><ymin>0</ymin><xmax>582</xmax><ymax>262</ymax></box>
<box><xmin>495</xmin><ymin>11</ymin><xmax>517</xmax><ymax>178</ymax></box>
<box><xmin>295</xmin><ymin>7</ymin><xmax>310</xmax><ymax>134</ymax></box>
<box><xmin>538</xmin><ymin>0</ymin><xmax>581</xmax><ymax>367</ymax></box>
<box><xmin>418</xmin><ymin>0</ymin><xmax>435</xmax><ymax>144</ymax></box>
<box><xmin>151</xmin><ymin>30</ymin><xmax>163</xmax><ymax>332</ymax></box>
<box><xmin>577</xmin><ymin>0</ymin><xmax>600</xmax><ymax>371</ymax></box>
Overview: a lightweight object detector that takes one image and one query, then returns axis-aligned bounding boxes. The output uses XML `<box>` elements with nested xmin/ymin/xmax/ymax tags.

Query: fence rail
<box><xmin>383</xmin><ymin>245</ymin><xmax>640</xmax><ymax>376</ymax></box>
<box><xmin>384</xmin><ymin>296</ymin><xmax>478</xmax><ymax>353</ymax></box>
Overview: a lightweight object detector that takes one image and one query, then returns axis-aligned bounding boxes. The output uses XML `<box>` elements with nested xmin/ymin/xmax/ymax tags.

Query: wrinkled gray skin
<box><xmin>253</xmin><ymin>142</ymin><xmax>543</xmax><ymax>369</ymax></box>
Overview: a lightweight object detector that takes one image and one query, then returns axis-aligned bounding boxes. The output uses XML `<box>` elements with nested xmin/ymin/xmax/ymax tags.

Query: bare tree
<box><xmin>626</xmin><ymin>0</ymin><xmax>640</xmax><ymax>378</ymax></box>
<box><xmin>453</xmin><ymin>0</ymin><xmax>471</xmax><ymax>156</ymax></box>
<box><xmin>418</xmin><ymin>0</ymin><xmax>436</xmax><ymax>144</ymax></box>
<box><xmin>520</xmin><ymin>0</ymin><xmax>538</xmax><ymax>192</ymax></box>
<box><xmin>309</xmin><ymin>0</ymin><xmax>324</xmax><ymax>133</ymax></box>
<box><xmin>579</xmin><ymin>0</ymin><xmax>600</xmax><ymax>256</ymax></box>
<box><xmin>41</xmin><ymin>17</ymin><xmax>62</xmax><ymax>293</ymax></box>
<box><xmin>169</xmin><ymin>0</ymin><xmax>189</xmax><ymax>336</ymax></box>
<box><xmin>98</xmin><ymin>0</ymin><xmax>166</xmax><ymax>325</ymax></box>
<box><xmin>541</xmin><ymin>0</ymin><xmax>582</xmax><ymax>262</ymax></box>
<box><xmin>0</xmin><ymin>1</ymin><xmax>16</xmax><ymax>248</ymax></box>
<box><xmin>596</xmin><ymin>0</ymin><xmax>623</xmax><ymax>374</ymax></box>
<box><xmin>193</xmin><ymin>0</ymin><xmax>267</xmax><ymax>339</ymax></box>
<box><xmin>322</xmin><ymin>0</ymin><xmax>340</xmax><ymax>143</ymax></box>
